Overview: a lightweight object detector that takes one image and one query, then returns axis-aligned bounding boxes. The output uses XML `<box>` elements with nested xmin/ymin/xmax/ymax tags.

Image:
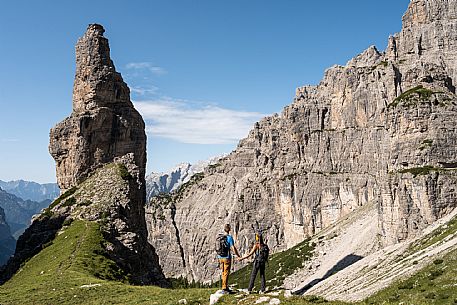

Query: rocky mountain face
<box><xmin>0</xmin><ymin>180</ymin><xmax>59</xmax><ymax>202</ymax></box>
<box><xmin>0</xmin><ymin>24</ymin><xmax>166</xmax><ymax>286</ymax></box>
<box><xmin>0</xmin><ymin>206</ymin><xmax>15</xmax><ymax>266</ymax></box>
<box><xmin>0</xmin><ymin>187</ymin><xmax>51</xmax><ymax>238</ymax></box>
<box><xmin>49</xmin><ymin>24</ymin><xmax>146</xmax><ymax>193</ymax></box>
<box><xmin>146</xmin><ymin>156</ymin><xmax>224</xmax><ymax>202</ymax></box>
<box><xmin>146</xmin><ymin>0</ymin><xmax>457</xmax><ymax>283</ymax></box>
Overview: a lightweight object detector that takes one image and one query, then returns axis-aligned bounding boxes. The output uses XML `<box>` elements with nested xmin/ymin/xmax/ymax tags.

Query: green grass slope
<box><xmin>0</xmin><ymin>215</ymin><xmax>455</xmax><ymax>305</ymax></box>
<box><xmin>363</xmin><ymin>248</ymin><xmax>457</xmax><ymax>305</ymax></box>
<box><xmin>214</xmin><ymin>247</ymin><xmax>457</xmax><ymax>305</ymax></box>
<box><xmin>0</xmin><ymin>220</ymin><xmax>209</xmax><ymax>305</ymax></box>
<box><xmin>362</xmin><ymin>216</ymin><xmax>457</xmax><ymax>305</ymax></box>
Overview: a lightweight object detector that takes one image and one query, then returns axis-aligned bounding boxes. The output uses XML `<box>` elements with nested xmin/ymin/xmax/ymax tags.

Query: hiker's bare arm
<box><xmin>232</xmin><ymin>246</ymin><xmax>241</xmax><ymax>258</ymax></box>
<box><xmin>238</xmin><ymin>244</ymin><xmax>257</xmax><ymax>261</ymax></box>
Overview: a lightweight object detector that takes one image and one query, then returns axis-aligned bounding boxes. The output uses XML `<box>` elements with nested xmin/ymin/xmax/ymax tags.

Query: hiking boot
<box><xmin>223</xmin><ymin>289</ymin><xmax>235</xmax><ymax>294</ymax></box>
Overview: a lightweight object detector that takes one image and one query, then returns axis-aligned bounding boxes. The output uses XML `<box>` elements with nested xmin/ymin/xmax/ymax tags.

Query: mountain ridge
<box><xmin>0</xmin><ymin>187</ymin><xmax>51</xmax><ymax>239</ymax></box>
<box><xmin>146</xmin><ymin>0</ymin><xmax>457</xmax><ymax>287</ymax></box>
<box><xmin>0</xmin><ymin>180</ymin><xmax>59</xmax><ymax>202</ymax></box>
<box><xmin>0</xmin><ymin>206</ymin><xmax>15</xmax><ymax>266</ymax></box>
<box><xmin>146</xmin><ymin>155</ymin><xmax>225</xmax><ymax>202</ymax></box>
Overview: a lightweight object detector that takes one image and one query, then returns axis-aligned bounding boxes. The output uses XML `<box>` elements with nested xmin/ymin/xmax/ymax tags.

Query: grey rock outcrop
<box><xmin>146</xmin><ymin>0</ymin><xmax>457</xmax><ymax>283</ymax></box>
<box><xmin>49</xmin><ymin>24</ymin><xmax>146</xmax><ymax>193</ymax></box>
<box><xmin>0</xmin><ymin>206</ymin><xmax>15</xmax><ymax>266</ymax></box>
<box><xmin>1</xmin><ymin>24</ymin><xmax>167</xmax><ymax>286</ymax></box>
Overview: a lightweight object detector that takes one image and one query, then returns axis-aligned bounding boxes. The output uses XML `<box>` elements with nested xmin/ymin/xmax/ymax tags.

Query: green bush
<box><xmin>62</xmin><ymin>218</ymin><xmax>73</xmax><ymax>227</ymax></box>
<box><xmin>428</xmin><ymin>269</ymin><xmax>444</xmax><ymax>280</ymax></box>
<box><xmin>78</xmin><ymin>200</ymin><xmax>93</xmax><ymax>207</ymax></box>
<box><xmin>398</xmin><ymin>166</ymin><xmax>438</xmax><ymax>177</ymax></box>
<box><xmin>398</xmin><ymin>281</ymin><xmax>414</xmax><ymax>290</ymax></box>
<box><xmin>48</xmin><ymin>186</ymin><xmax>78</xmax><ymax>210</ymax></box>
<box><xmin>433</xmin><ymin>258</ymin><xmax>444</xmax><ymax>265</ymax></box>
<box><xmin>61</xmin><ymin>197</ymin><xmax>77</xmax><ymax>207</ymax></box>
<box><xmin>118</xmin><ymin>164</ymin><xmax>132</xmax><ymax>180</ymax></box>
<box><xmin>388</xmin><ymin>85</ymin><xmax>435</xmax><ymax>108</ymax></box>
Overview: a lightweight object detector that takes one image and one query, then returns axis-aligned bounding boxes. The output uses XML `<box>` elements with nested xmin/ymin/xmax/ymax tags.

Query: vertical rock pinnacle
<box><xmin>72</xmin><ymin>23</ymin><xmax>131</xmax><ymax>113</ymax></box>
<box><xmin>49</xmin><ymin>24</ymin><xmax>146</xmax><ymax>192</ymax></box>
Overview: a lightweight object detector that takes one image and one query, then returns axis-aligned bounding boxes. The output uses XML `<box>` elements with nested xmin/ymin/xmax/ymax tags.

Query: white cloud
<box><xmin>130</xmin><ymin>85</ymin><xmax>159</xmax><ymax>96</ymax></box>
<box><xmin>1</xmin><ymin>138</ymin><xmax>19</xmax><ymax>142</ymax></box>
<box><xmin>125</xmin><ymin>62</ymin><xmax>166</xmax><ymax>75</ymax></box>
<box><xmin>134</xmin><ymin>99</ymin><xmax>267</xmax><ymax>144</ymax></box>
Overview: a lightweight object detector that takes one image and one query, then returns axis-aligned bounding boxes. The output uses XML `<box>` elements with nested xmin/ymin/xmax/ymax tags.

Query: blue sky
<box><xmin>0</xmin><ymin>0</ymin><xmax>409</xmax><ymax>183</ymax></box>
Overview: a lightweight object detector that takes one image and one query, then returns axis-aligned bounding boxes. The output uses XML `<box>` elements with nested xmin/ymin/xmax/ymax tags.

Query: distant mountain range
<box><xmin>0</xmin><ymin>187</ymin><xmax>52</xmax><ymax>239</ymax></box>
<box><xmin>146</xmin><ymin>155</ymin><xmax>225</xmax><ymax>202</ymax></box>
<box><xmin>0</xmin><ymin>180</ymin><xmax>59</xmax><ymax>202</ymax></box>
<box><xmin>0</xmin><ymin>156</ymin><xmax>221</xmax><ymax>266</ymax></box>
<box><xmin>0</xmin><ymin>205</ymin><xmax>15</xmax><ymax>266</ymax></box>
<box><xmin>0</xmin><ymin>157</ymin><xmax>222</xmax><ymax>246</ymax></box>
<box><xmin>0</xmin><ymin>181</ymin><xmax>58</xmax><ymax>266</ymax></box>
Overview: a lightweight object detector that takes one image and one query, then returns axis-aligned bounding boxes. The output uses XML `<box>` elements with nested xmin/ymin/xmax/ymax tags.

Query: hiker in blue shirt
<box><xmin>216</xmin><ymin>224</ymin><xmax>241</xmax><ymax>293</ymax></box>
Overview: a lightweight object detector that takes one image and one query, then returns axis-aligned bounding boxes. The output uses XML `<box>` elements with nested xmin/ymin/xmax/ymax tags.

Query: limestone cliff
<box><xmin>49</xmin><ymin>24</ymin><xmax>146</xmax><ymax>193</ymax></box>
<box><xmin>146</xmin><ymin>0</ymin><xmax>457</xmax><ymax>283</ymax></box>
<box><xmin>1</xmin><ymin>24</ymin><xmax>166</xmax><ymax>286</ymax></box>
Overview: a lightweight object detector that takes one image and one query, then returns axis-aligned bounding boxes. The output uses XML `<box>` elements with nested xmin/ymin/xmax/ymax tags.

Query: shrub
<box><xmin>428</xmin><ymin>269</ymin><xmax>444</xmax><ymax>280</ymax></box>
<box><xmin>78</xmin><ymin>200</ymin><xmax>92</xmax><ymax>207</ymax></box>
<box><xmin>398</xmin><ymin>281</ymin><xmax>414</xmax><ymax>289</ymax></box>
<box><xmin>433</xmin><ymin>259</ymin><xmax>444</xmax><ymax>265</ymax></box>
<box><xmin>62</xmin><ymin>218</ymin><xmax>73</xmax><ymax>227</ymax></box>
<box><xmin>61</xmin><ymin>197</ymin><xmax>77</xmax><ymax>207</ymax></box>
<box><xmin>388</xmin><ymin>85</ymin><xmax>435</xmax><ymax>108</ymax></box>
<box><xmin>399</xmin><ymin>166</ymin><xmax>438</xmax><ymax>177</ymax></box>
<box><xmin>118</xmin><ymin>164</ymin><xmax>132</xmax><ymax>180</ymax></box>
<box><xmin>425</xmin><ymin>292</ymin><xmax>436</xmax><ymax>299</ymax></box>
<box><xmin>49</xmin><ymin>186</ymin><xmax>78</xmax><ymax>210</ymax></box>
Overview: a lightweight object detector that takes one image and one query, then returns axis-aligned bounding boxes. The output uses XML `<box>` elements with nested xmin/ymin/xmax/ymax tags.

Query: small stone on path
<box><xmin>269</xmin><ymin>298</ymin><xmax>281</xmax><ymax>305</ymax></box>
<box><xmin>255</xmin><ymin>296</ymin><xmax>270</xmax><ymax>304</ymax></box>
<box><xmin>209</xmin><ymin>290</ymin><xmax>225</xmax><ymax>305</ymax></box>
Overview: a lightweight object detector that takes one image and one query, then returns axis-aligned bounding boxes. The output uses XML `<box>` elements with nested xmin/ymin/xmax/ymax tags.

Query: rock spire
<box><xmin>49</xmin><ymin>24</ymin><xmax>146</xmax><ymax>192</ymax></box>
<box><xmin>1</xmin><ymin>24</ymin><xmax>167</xmax><ymax>286</ymax></box>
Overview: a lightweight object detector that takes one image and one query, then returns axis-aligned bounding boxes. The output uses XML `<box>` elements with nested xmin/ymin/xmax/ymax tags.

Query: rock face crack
<box><xmin>170</xmin><ymin>202</ymin><xmax>186</xmax><ymax>268</ymax></box>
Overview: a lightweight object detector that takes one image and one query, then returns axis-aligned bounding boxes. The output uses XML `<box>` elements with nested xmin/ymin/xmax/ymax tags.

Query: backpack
<box><xmin>256</xmin><ymin>243</ymin><xmax>269</xmax><ymax>264</ymax></box>
<box><xmin>216</xmin><ymin>234</ymin><xmax>230</xmax><ymax>257</ymax></box>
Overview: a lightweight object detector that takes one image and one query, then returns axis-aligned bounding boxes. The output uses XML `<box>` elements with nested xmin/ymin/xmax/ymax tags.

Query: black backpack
<box><xmin>216</xmin><ymin>234</ymin><xmax>230</xmax><ymax>257</ymax></box>
<box><xmin>256</xmin><ymin>243</ymin><xmax>269</xmax><ymax>264</ymax></box>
